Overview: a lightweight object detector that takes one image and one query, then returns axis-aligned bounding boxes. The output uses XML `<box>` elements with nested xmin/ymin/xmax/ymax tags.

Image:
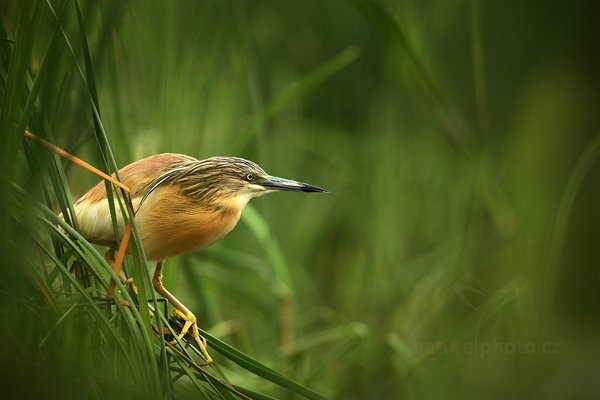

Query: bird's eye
<box><xmin>245</xmin><ymin>173</ymin><xmax>254</xmax><ymax>182</ymax></box>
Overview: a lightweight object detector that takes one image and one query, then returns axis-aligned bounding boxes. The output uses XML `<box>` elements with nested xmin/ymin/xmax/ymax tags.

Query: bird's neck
<box><xmin>214</xmin><ymin>192</ymin><xmax>254</xmax><ymax>216</ymax></box>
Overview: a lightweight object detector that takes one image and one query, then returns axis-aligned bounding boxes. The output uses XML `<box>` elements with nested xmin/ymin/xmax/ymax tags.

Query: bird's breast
<box><xmin>135</xmin><ymin>186</ymin><xmax>243</xmax><ymax>261</ymax></box>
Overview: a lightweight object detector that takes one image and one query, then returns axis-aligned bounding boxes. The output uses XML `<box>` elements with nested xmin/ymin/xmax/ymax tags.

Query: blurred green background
<box><xmin>1</xmin><ymin>0</ymin><xmax>598</xmax><ymax>399</ymax></box>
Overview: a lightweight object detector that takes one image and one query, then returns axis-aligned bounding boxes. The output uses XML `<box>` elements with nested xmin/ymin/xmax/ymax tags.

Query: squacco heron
<box><xmin>69</xmin><ymin>153</ymin><xmax>326</xmax><ymax>364</ymax></box>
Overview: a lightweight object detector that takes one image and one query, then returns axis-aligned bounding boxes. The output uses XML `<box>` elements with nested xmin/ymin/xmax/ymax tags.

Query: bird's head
<box><xmin>179</xmin><ymin>156</ymin><xmax>327</xmax><ymax>207</ymax></box>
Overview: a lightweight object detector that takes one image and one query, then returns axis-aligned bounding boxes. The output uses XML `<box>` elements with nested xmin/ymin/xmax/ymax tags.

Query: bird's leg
<box><xmin>152</xmin><ymin>260</ymin><xmax>213</xmax><ymax>364</ymax></box>
<box><xmin>104</xmin><ymin>248</ymin><xmax>139</xmax><ymax>304</ymax></box>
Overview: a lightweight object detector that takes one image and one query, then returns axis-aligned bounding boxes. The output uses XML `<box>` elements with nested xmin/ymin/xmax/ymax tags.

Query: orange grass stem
<box><xmin>107</xmin><ymin>219</ymin><xmax>133</xmax><ymax>299</ymax></box>
<box><xmin>23</xmin><ymin>130</ymin><xmax>129</xmax><ymax>192</ymax></box>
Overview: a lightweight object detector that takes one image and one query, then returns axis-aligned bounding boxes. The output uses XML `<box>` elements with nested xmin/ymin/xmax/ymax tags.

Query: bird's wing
<box><xmin>69</xmin><ymin>153</ymin><xmax>197</xmax><ymax>245</ymax></box>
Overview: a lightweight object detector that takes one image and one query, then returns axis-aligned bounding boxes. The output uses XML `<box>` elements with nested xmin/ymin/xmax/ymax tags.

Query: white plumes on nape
<box><xmin>136</xmin><ymin>163</ymin><xmax>192</xmax><ymax>211</ymax></box>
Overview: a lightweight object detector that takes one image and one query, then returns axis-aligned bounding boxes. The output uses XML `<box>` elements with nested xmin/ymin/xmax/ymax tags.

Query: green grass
<box><xmin>1</xmin><ymin>0</ymin><xmax>599</xmax><ymax>399</ymax></box>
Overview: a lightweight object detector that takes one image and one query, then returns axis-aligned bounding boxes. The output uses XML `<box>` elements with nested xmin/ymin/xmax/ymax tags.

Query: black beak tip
<box><xmin>301</xmin><ymin>184</ymin><xmax>329</xmax><ymax>193</ymax></box>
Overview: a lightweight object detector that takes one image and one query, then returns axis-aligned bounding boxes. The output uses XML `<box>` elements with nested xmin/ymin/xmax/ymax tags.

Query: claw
<box><xmin>123</xmin><ymin>277</ymin><xmax>140</xmax><ymax>298</ymax></box>
<box><xmin>172</xmin><ymin>308</ymin><xmax>213</xmax><ymax>364</ymax></box>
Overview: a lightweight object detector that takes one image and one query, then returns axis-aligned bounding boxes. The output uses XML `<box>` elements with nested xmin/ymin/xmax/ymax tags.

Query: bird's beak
<box><xmin>258</xmin><ymin>176</ymin><xmax>328</xmax><ymax>193</ymax></box>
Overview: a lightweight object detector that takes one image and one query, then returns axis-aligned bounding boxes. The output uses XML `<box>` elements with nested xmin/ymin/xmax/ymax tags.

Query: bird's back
<box><xmin>71</xmin><ymin>153</ymin><xmax>197</xmax><ymax>246</ymax></box>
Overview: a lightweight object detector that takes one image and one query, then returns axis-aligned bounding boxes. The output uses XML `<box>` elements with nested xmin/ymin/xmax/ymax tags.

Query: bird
<box><xmin>68</xmin><ymin>153</ymin><xmax>327</xmax><ymax>364</ymax></box>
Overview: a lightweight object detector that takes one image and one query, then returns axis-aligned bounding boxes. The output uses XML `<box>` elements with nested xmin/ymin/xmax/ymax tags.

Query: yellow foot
<box><xmin>171</xmin><ymin>309</ymin><xmax>213</xmax><ymax>364</ymax></box>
